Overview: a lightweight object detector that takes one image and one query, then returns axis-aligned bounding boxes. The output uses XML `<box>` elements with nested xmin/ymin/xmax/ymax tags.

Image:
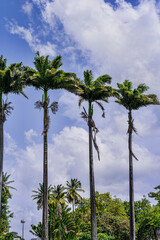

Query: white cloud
<box><xmin>4</xmin><ymin>124</ymin><xmax>160</xmax><ymax>238</ymax></box>
<box><xmin>8</xmin><ymin>21</ymin><xmax>56</xmax><ymax>56</ymax></box>
<box><xmin>22</xmin><ymin>2</ymin><xmax>33</xmax><ymax>16</ymax></box>
<box><xmin>25</xmin><ymin>129</ymin><xmax>38</xmax><ymax>143</ymax></box>
<box><xmin>36</xmin><ymin>0</ymin><xmax>160</xmax><ymax>92</ymax></box>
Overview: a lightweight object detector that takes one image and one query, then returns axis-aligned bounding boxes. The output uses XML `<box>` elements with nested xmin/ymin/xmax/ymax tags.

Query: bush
<box><xmin>98</xmin><ymin>233</ymin><xmax>115</xmax><ymax>240</ymax></box>
<box><xmin>77</xmin><ymin>232</ymin><xmax>115</xmax><ymax>240</ymax></box>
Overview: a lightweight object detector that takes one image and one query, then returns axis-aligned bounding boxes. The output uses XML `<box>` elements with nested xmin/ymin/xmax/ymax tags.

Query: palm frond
<box><xmin>34</xmin><ymin>100</ymin><xmax>44</xmax><ymax>110</ymax></box>
<box><xmin>51</xmin><ymin>55</ymin><xmax>62</xmax><ymax>69</ymax></box>
<box><xmin>84</xmin><ymin>70</ymin><xmax>93</xmax><ymax>86</ymax></box>
<box><xmin>49</xmin><ymin>101</ymin><xmax>58</xmax><ymax>114</ymax></box>
<box><xmin>95</xmin><ymin>101</ymin><xmax>105</xmax><ymax>118</ymax></box>
<box><xmin>94</xmin><ymin>74</ymin><xmax>112</xmax><ymax>87</ymax></box>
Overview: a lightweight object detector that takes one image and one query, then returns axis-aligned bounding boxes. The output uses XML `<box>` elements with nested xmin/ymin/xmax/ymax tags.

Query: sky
<box><xmin>1</xmin><ymin>0</ymin><xmax>160</xmax><ymax>239</ymax></box>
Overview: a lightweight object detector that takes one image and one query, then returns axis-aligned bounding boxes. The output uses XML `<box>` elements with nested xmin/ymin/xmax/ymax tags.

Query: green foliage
<box><xmin>76</xmin><ymin>232</ymin><xmax>115</xmax><ymax>240</ymax></box>
<box><xmin>30</xmin><ymin>222</ymin><xmax>42</xmax><ymax>238</ymax></box>
<box><xmin>148</xmin><ymin>185</ymin><xmax>160</xmax><ymax>205</ymax></box>
<box><xmin>75</xmin><ymin>192</ymin><xmax>129</xmax><ymax>240</ymax></box>
<box><xmin>0</xmin><ymin>173</ymin><xmax>15</xmax><ymax>236</ymax></box>
<box><xmin>116</xmin><ymin>80</ymin><xmax>159</xmax><ymax>111</ymax></box>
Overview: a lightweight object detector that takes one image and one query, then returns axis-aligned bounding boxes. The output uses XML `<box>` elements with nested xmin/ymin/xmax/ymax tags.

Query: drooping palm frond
<box><xmin>49</xmin><ymin>101</ymin><xmax>58</xmax><ymax>114</ymax></box>
<box><xmin>34</xmin><ymin>100</ymin><xmax>44</xmax><ymax>110</ymax></box>
<box><xmin>0</xmin><ymin>99</ymin><xmax>14</xmax><ymax>122</ymax></box>
<box><xmin>81</xmin><ymin>106</ymin><xmax>100</xmax><ymax>160</ymax></box>
<box><xmin>95</xmin><ymin>101</ymin><xmax>105</xmax><ymax>118</ymax></box>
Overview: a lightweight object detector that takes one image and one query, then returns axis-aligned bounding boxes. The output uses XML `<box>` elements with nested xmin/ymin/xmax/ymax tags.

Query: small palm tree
<box><xmin>0</xmin><ymin>55</ymin><xmax>27</xmax><ymax>219</ymax></box>
<box><xmin>116</xmin><ymin>80</ymin><xmax>159</xmax><ymax>240</ymax></box>
<box><xmin>32</xmin><ymin>183</ymin><xmax>53</xmax><ymax>210</ymax></box>
<box><xmin>65</xmin><ymin>178</ymin><xmax>84</xmax><ymax>214</ymax></box>
<box><xmin>51</xmin><ymin>184</ymin><xmax>67</xmax><ymax>220</ymax></box>
<box><xmin>53</xmin><ymin>205</ymin><xmax>76</xmax><ymax>240</ymax></box>
<box><xmin>2</xmin><ymin>172</ymin><xmax>16</xmax><ymax>199</ymax></box>
<box><xmin>78</xmin><ymin>70</ymin><xmax>113</xmax><ymax>240</ymax></box>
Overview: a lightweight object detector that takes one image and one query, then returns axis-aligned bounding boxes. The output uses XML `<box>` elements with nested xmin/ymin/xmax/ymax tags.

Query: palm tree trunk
<box><xmin>72</xmin><ymin>199</ymin><xmax>75</xmax><ymax>214</ymax></box>
<box><xmin>88</xmin><ymin>102</ymin><xmax>97</xmax><ymax>240</ymax></box>
<box><xmin>128</xmin><ymin>110</ymin><xmax>135</xmax><ymax>240</ymax></box>
<box><xmin>42</xmin><ymin>91</ymin><xmax>48</xmax><ymax>240</ymax></box>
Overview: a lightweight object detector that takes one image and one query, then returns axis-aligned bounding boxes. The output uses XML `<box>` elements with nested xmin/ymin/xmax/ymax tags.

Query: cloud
<box><xmin>25</xmin><ymin>129</ymin><xmax>38</xmax><ymax>143</ymax></box>
<box><xmin>33</xmin><ymin>0</ymin><xmax>160</xmax><ymax>91</ymax></box>
<box><xmin>22</xmin><ymin>2</ymin><xmax>33</xmax><ymax>17</ymax></box>
<box><xmin>4</xmin><ymin>124</ymin><xmax>160</xmax><ymax>238</ymax></box>
<box><xmin>7</xmin><ymin>21</ymin><xmax>57</xmax><ymax>56</ymax></box>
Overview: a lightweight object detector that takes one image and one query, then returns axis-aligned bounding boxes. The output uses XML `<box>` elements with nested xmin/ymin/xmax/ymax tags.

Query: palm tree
<box><xmin>0</xmin><ymin>55</ymin><xmax>27</xmax><ymax>219</ymax></box>
<box><xmin>2</xmin><ymin>172</ymin><xmax>16</xmax><ymax>199</ymax></box>
<box><xmin>116</xmin><ymin>80</ymin><xmax>159</xmax><ymax>240</ymax></box>
<box><xmin>51</xmin><ymin>184</ymin><xmax>67</xmax><ymax>219</ymax></box>
<box><xmin>32</xmin><ymin>183</ymin><xmax>53</xmax><ymax>210</ymax></box>
<box><xmin>27</xmin><ymin>51</ymin><xmax>80</xmax><ymax>240</ymax></box>
<box><xmin>53</xmin><ymin>205</ymin><xmax>76</xmax><ymax>240</ymax></box>
<box><xmin>65</xmin><ymin>178</ymin><xmax>84</xmax><ymax>214</ymax></box>
<box><xmin>78</xmin><ymin>70</ymin><xmax>113</xmax><ymax>240</ymax></box>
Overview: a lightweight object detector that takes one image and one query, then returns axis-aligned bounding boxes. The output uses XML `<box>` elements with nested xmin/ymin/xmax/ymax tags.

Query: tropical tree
<box><xmin>78</xmin><ymin>70</ymin><xmax>113</xmax><ymax>240</ymax></box>
<box><xmin>27</xmin><ymin>51</ymin><xmax>80</xmax><ymax>240</ymax></box>
<box><xmin>51</xmin><ymin>184</ymin><xmax>67</xmax><ymax>219</ymax></box>
<box><xmin>0</xmin><ymin>172</ymin><xmax>16</xmax><ymax>236</ymax></box>
<box><xmin>32</xmin><ymin>183</ymin><xmax>53</xmax><ymax>210</ymax></box>
<box><xmin>0</xmin><ymin>55</ymin><xmax>27</xmax><ymax>219</ymax></box>
<box><xmin>148</xmin><ymin>185</ymin><xmax>160</xmax><ymax>206</ymax></box>
<box><xmin>116</xmin><ymin>80</ymin><xmax>159</xmax><ymax>240</ymax></box>
<box><xmin>65</xmin><ymin>178</ymin><xmax>84</xmax><ymax>214</ymax></box>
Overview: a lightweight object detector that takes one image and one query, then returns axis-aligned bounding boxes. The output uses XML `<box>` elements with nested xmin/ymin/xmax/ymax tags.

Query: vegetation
<box><xmin>116</xmin><ymin>80</ymin><xmax>159</xmax><ymax>240</ymax></box>
<box><xmin>0</xmin><ymin>53</ymin><xmax>159</xmax><ymax>240</ymax></box>
<box><xmin>0</xmin><ymin>55</ymin><xmax>28</xmax><ymax>219</ymax></box>
<box><xmin>30</xmin><ymin>183</ymin><xmax>160</xmax><ymax>240</ymax></box>
<box><xmin>0</xmin><ymin>172</ymin><xmax>19</xmax><ymax>239</ymax></box>
<box><xmin>77</xmin><ymin>70</ymin><xmax>113</xmax><ymax>240</ymax></box>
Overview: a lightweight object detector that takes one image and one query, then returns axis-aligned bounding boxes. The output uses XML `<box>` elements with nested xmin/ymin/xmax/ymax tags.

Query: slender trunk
<box><xmin>0</xmin><ymin>92</ymin><xmax>3</xmax><ymax>220</ymax></box>
<box><xmin>72</xmin><ymin>199</ymin><xmax>75</xmax><ymax>214</ymax></box>
<box><xmin>88</xmin><ymin>101</ymin><xmax>97</xmax><ymax>240</ymax></box>
<box><xmin>128</xmin><ymin>110</ymin><xmax>135</xmax><ymax>240</ymax></box>
<box><xmin>42</xmin><ymin>91</ymin><xmax>48</xmax><ymax>240</ymax></box>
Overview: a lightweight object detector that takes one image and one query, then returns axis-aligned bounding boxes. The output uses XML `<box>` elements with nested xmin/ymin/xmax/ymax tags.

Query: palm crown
<box><xmin>78</xmin><ymin>70</ymin><xmax>113</xmax><ymax>116</ymax></box>
<box><xmin>66</xmin><ymin>178</ymin><xmax>84</xmax><ymax>204</ymax></box>
<box><xmin>0</xmin><ymin>56</ymin><xmax>27</xmax><ymax>99</ymax></box>
<box><xmin>27</xmin><ymin>51</ymin><xmax>81</xmax><ymax>94</ymax></box>
<box><xmin>116</xmin><ymin>80</ymin><xmax>159</xmax><ymax>110</ymax></box>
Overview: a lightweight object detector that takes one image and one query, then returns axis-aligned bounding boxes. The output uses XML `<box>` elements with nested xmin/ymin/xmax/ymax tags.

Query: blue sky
<box><xmin>1</xmin><ymin>0</ymin><xmax>160</xmax><ymax>239</ymax></box>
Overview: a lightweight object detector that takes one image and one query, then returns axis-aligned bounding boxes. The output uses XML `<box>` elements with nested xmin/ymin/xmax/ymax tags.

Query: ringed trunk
<box><xmin>42</xmin><ymin>91</ymin><xmax>48</xmax><ymax>240</ymax></box>
<box><xmin>88</xmin><ymin>102</ymin><xmax>97</xmax><ymax>240</ymax></box>
<box><xmin>128</xmin><ymin>110</ymin><xmax>135</xmax><ymax>240</ymax></box>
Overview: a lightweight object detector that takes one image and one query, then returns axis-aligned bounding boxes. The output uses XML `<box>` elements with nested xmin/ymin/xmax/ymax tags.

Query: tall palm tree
<box><xmin>0</xmin><ymin>55</ymin><xmax>27</xmax><ymax>219</ymax></box>
<box><xmin>65</xmin><ymin>178</ymin><xmax>84</xmax><ymax>214</ymax></box>
<box><xmin>78</xmin><ymin>70</ymin><xmax>113</xmax><ymax>240</ymax></box>
<box><xmin>116</xmin><ymin>80</ymin><xmax>159</xmax><ymax>240</ymax></box>
<box><xmin>27</xmin><ymin>51</ymin><xmax>80</xmax><ymax>240</ymax></box>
